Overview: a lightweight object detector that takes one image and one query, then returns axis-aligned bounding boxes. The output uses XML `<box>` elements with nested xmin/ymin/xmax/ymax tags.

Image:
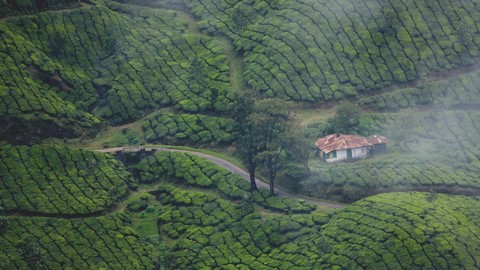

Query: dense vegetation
<box><xmin>135</xmin><ymin>151</ymin><xmax>315</xmax><ymax>213</ymax></box>
<box><xmin>0</xmin><ymin>0</ymin><xmax>81</xmax><ymax>17</ymax></box>
<box><xmin>317</xmin><ymin>192</ymin><xmax>480</xmax><ymax>269</ymax></box>
<box><xmin>0</xmin><ymin>144</ymin><xmax>132</xmax><ymax>214</ymax></box>
<box><xmin>142</xmin><ymin>112</ymin><xmax>234</xmax><ymax>144</ymax></box>
<box><xmin>170</xmin><ymin>0</ymin><xmax>480</xmax><ymax>101</ymax></box>
<box><xmin>357</xmin><ymin>69</ymin><xmax>480</xmax><ymax>110</ymax></box>
<box><xmin>0</xmin><ymin>214</ymin><xmax>156</xmax><ymax>269</ymax></box>
<box><xmin>0</xmin><ymin>0</ymin><xmax>234</xmax><ymax>143</ymax></box>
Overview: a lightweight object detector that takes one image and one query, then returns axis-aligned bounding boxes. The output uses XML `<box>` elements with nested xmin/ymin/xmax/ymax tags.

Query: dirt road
<box><xmin>98</xmin><ymin>146</ymin><xmax>345</xmax><ymax>209</ymax></box>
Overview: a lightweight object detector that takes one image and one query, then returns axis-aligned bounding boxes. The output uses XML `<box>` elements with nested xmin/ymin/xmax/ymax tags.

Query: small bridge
<box><xmin>106</xmin><ymin>146</ymin><xmax>157</xmax><ymax>163</ymax></box>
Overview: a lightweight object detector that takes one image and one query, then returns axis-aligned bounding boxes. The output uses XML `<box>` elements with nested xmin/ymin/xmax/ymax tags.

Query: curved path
<box><xmin>97</xmin><ymin>146</ymin><xmax>345</xmax><ymax>209</ymax></box>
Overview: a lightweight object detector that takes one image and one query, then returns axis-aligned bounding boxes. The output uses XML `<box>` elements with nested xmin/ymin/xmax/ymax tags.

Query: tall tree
<box><xmin>251</xmin><ymin>99</ymin><xmax>297</xmax><ymax>195</ymax></box>
<box><xmin>231</xmin><ymin>94</ymin><xmax>261</xmax><ymax>190</ymax></box>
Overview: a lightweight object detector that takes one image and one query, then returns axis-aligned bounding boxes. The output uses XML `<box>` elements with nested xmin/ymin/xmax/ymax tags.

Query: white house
<box><xmin>315</xmin><ymin>134</ymin><xmax>387</xmax><ymax>163</ymax></box>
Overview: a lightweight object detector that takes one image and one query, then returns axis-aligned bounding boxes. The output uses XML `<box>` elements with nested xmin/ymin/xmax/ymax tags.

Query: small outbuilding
<box><xmin>315</xmin><ymin>134</ymin><xmax>387</xmax><ymax>163</ymax></box>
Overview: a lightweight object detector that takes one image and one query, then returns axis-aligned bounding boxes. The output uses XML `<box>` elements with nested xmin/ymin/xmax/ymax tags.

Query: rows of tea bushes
<box><xmin>357</xmin><ymin>70</ymin><xmax>480</xmax><ymax>111</ymax></box>
<box><xmin>0</xmin><ymin>19</ymin><xmax>101</xmax><ymax>142</ymax></box>
<box><xmin>0</xmin><ymin>214</ymin><xmax>156</xmax><ymax>269</ymax></box>
<box><xmin>1</xmin><ymin>1</ymin><xmax>234</xmax><ymax>127</ymax></box>
<box><xmin>317</xmin><ymin>192</ymin><xmax>480</xmax><ymax>269</ymax></box>
<box><xmin>142</xmin><ymin>112</ymin><xmax>234</xmax><ymax>144</ymax></box>
<box><xmin>154</xmin><ymin>184</ymin><xmax>328</xmax><ymax>269</ymax></box>
<box><xmin>135</xmin><ymin>151</ymin><xmax>316</xmax><ymax>213</ymax></box>
<box><xmin>172</xmin><ymin>0</ymin><xmax>480</xmax><ymax>101</ymax></box>
<box><xmin>0</xmin><ymin>144</ymin><xmax>132</xmax><ymax>214</ymax></box>
<box><xmin>306</xmin><ymin>109</ymin><xmax>480</xmax><ymax>201</ymax></box>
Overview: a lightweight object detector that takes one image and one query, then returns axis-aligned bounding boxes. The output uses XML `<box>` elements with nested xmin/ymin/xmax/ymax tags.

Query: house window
<box><xmin>333</xmin><ymin>150</ymin><xmax>337</xmax><ymax>158</ymax></box>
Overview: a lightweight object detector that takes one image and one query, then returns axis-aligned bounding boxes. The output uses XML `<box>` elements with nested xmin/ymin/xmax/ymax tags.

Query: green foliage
<box><xmin>154</xmin><ymin>184</ymin><xmax>327</xmax><ymax>269</ymax></box>
<box><xmin>317</xmin><ymin>193</ymin><xmax>480</xmax><ymax>269</ymax></box>
<box><xmin>0</xmin><ymin>214</ymin><xmax>156</xmax><ymax>269</ymax></box>
<box><xmin>170</xmin><ymin>0</ymin><xmax>480</xmax><ymax>102</ymax></box>
<box><xmin>326</xmin><ymin>101</ymin><xmax>361</xmax><ymax>134</ymax></box>
<box><xmin>135</xmin><ymin>151</ymin><xmax>315</xmax><ymax>213</ymax></box>
<box><xmin>0</xmin><ymin>144</ymin><xmax>133</xmax><ymax>214</ymax></box>
<box><xmin>0</xmin><ymin>1</ymin><xmax>234</xmax><ymax>127</ymax></box>
<box><xmin>0</xmin><ymin>0</ymin><xmax>80</xmax><ymax>17</ymax></box>
<box><xmin>142</xmin><ymin>112</ymin><xmax>234</xmax><ymax>144</ymax></box>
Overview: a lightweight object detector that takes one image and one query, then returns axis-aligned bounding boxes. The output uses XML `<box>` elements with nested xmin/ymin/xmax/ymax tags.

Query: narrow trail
<box><xmin>170</xmin><ymin>7</ymin><xmax>246</xmax><ymax>94</ymax></box>
<box><xmin>98</xmin><ymin>146</ymin><xmax>346</xmax><ymax>209</ymax></box>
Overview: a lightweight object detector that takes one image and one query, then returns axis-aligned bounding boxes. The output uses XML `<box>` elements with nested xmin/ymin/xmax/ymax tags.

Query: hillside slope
<box><xmin>173</xmin><ymin>0</ymin><xmax>480</xmax><ymax>101</ymax></box>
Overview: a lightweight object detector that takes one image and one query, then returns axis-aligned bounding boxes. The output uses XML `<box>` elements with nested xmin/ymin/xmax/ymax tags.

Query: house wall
<box><xmin>352</xmin><ymin>147</ymin><xmax>369</xmax><ymax>159</ymax></box>
<box><xmin>372</xmin><ymin>143</ymin><xmax>386</xmax><ymax>155</ymax></box>
<box><xmin>325</xmin><ymin>149</ymin><xmax>347</xmax><ymax>163</ymax></box>
<box><xmin>324</xmin><ymin>147</ymin><xmax>369</xmax><ymax>162</ymax></box>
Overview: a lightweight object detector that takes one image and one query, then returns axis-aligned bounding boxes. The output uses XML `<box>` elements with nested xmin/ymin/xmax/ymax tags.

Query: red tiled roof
<box><xmin>367</xmin><ymin>135</ymin><xmax>388</xmax><ymax>145</ymax></box>
<box><xmin>315</xmin><ymin>134</ymin><xmax>372</xmax><ymax>153</ymax></box>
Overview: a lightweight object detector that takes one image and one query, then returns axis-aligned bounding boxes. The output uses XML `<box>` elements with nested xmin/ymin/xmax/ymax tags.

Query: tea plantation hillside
<box><xmin>0</xmin><ymin>0</ymin><xmax>233</xmax><ymax>143</ymax></box>
<box><xmin>166</xmin><ymin>0</ymin><xmax>480</xmax><ymax>101</ymax></box>
<box><xmin>3</xmin><ymin>0</ymin><xmax>480</xmax><ymax>269</ymax></box>
<box><xmin>0</xmin><ymin>144</ymin><xmax>132</xmax><ymax>215</ymax></box>
<box><xmin>3</xmin><ymin>147</ymin><xmax>479</xmax><ymax>269</ymax></box>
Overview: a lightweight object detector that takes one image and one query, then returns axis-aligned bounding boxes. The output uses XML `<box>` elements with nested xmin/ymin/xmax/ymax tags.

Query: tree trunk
<box><xmin>248</xmin><ymin>156</ymin><xmax>257</xmax><ymax>191</ymax></box>
<box><xmin>268</xmin><ymin>160</ymin><xmax>275</xmax><ymax>196</ymax></box>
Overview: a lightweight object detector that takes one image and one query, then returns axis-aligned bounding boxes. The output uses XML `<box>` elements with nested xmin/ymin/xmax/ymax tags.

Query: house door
<box><xmin>347</xmin><ymin>149</ymin><xmax>352</xmax><ymax>159</ymax></box>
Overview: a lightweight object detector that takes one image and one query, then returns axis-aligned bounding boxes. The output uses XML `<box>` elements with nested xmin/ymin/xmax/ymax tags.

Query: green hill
<box><xmin>317</xmin><ymin>192</ymin><xmax>480</xmax><ymax>269</ymax></box>
<box><xmin>170</xmin><ymin>0</ymin><xmax>480</xmax><ymax>101</ymax></box>
<box><xmin>0</xmin><ymin>144</ymin><xmax>133</xmax><ymax>214</ymax></box>
<box><xmin>2</xmin><ymin>0</ymin><xmax>480</xmax><ymax>269</ymax></box>
<box><xmin>0</xmin><ymin>1</ymin><xmax>233</xmax><ymax>143</ymax></box>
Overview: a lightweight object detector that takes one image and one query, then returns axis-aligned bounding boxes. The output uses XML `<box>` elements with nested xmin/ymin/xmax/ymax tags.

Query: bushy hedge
<box><xmin>142</xmin><ymin>112</ymin><xmax>234</xmax><ymax>144</ymax></box>
<box><xmin>0</xmin><ymin>144</ymin><xmax>133</xmax><ymax>214</ymax></box>
<box><xmin>169</xmin><ymin>0</ymin><xmax>480</xmax><ymax>101</ymax></box>
<box><xmin>317</xmin><ymin>192</ymin><xmax>480</xmax><ymax>269</ymax></box>
<box><xmin>0</xmin><ymin>214</ymin><xmax>156</xmax><ymax>269</ymax></box>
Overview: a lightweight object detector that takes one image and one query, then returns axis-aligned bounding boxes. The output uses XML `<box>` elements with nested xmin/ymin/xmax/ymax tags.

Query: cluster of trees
<box><xmin>317</xmin><ymin>192</ymin><xmax>480</xmax><ymax>269</ymax></box>
<box><xmin>0</xmin><ymin>214</ymin><xmax>156</xmax><ymax>269</ymax></box>
<box><xmin>174</xmin><ymin>0</ymin><xmax>480</xmax><ymax>102</ymax></box>
<box><xmin>232</xmin><ymin>96</ymin><xmax>309</xmax><ymax>195</ymax></box>
<box><xmin>0</xmin><ymin>144</ymin><xmax>132</xmax><ymax>214</ymax></box>
<box><xmin>142</xmin><ymin>113</ymin><xmax>234</xmax><ymax>144</ymax></box>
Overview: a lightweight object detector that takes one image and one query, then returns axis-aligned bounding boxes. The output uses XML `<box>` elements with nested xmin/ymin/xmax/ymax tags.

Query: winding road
<box><xmin>97</xmin><ymin>146</ymin><xmax>345</xmax><ymax>209</ymax></box>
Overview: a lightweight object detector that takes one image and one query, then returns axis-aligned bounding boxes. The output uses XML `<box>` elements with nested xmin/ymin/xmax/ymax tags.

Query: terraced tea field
<box><xmin>172</xmin><ymin>0</ymin><xmax>480</xmax><ymax>101</ymax></box>
<box><xmin>2</xmin><ymin>0</ymin><xmax>480</xmax><ymax>268</ymax></box>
